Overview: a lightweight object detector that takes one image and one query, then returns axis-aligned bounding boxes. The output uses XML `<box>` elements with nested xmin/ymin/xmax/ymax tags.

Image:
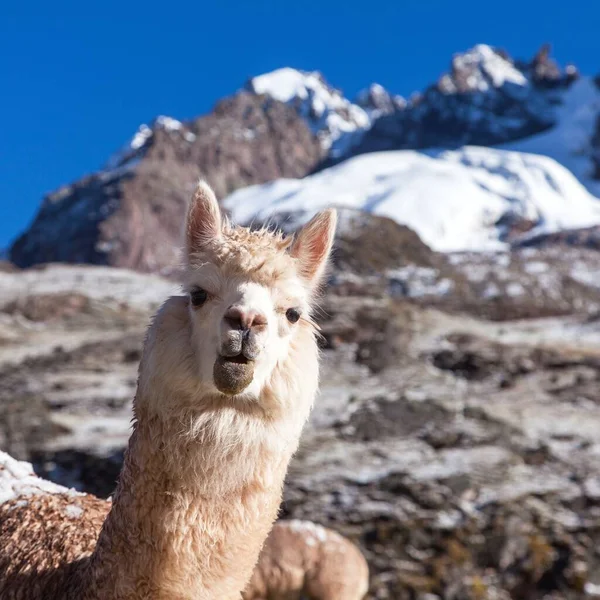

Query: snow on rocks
<box><xmin>247</xmin><ymin>67</ymin><xmax>371</xmax><ymax>157</ymax></box>
<box><xmin>355</xmin><ymin>83</ymin><xmax>406</xmax><ymax>118</ymax></box>
<box><xmin>0</xmin><ymin>264</ymin><xmax>179</xmax><ymax>313</ymax></box>
<box><xmin>438</xmin><ymin>44</ymin><xmax>527</xmax><ymax>94</ymax></box>
<box><xmin>106</xmin><ymin>115</ymin><xmax>196</xmax><ymax>170</ymax></box>
<box><xmin>0</xmin><ymin>451</ymin><xmax>80</xmax><ymax>505</ymax></box>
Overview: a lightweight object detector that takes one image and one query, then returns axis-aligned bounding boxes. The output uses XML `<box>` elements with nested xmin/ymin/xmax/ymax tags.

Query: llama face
<box><xmin>184</xmin><ymin>182</ymin><xmax>336</xmax><ymax>401</ymax></box>
<box><xmin>187</xmin><ymin>263</ymin><xmax>309</xmax><ymax>398</ymax></box>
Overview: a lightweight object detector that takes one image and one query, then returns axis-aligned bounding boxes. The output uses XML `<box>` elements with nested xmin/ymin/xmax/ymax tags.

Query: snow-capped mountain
<box><xmin>9</xmin><ymin>43</ymin><xmax>600</xmax><ymax>272</ymax></box>
<box><xmin>10</xmin><ymin>92</ymin><xmax>321</xmax><ymax>272</ymax></box>
<box><xmin>247</xmin><ymin>68</ymin><xmax>371</xmax><ymax>157</ymax></box>
<box><xmin>222</xmin><ymin>147</ymin><xmax>600</xmax><ymax>252</ymax></box>
<box><xmin>242</xmin><ymin>45</ymin><xmax>599</xmax><ymax>202</ymax></box>
<box><xmin>337</xmin><ymin>44</ymin><xmax>581</xmax><ymax>163</ymax></box>
<box><xmin>224</xmin><ymin>44</ymin><xmax>600</xmax><ymax>252</ymax></box>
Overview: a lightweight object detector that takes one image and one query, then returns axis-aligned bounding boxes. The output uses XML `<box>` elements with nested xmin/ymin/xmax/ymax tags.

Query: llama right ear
<box><xmin>291</xmin><ymin>209</ymin><xmax>337</xmax><ymax>288</ymax></box>
<box><xmin>186</xmin><ymin>180</ymin><xmax>222</xmax><ymax>255</ymax></box>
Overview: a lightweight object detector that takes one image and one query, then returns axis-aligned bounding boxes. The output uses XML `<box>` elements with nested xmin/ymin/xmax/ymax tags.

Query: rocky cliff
<box><xmin>10</xmin><ymin>93</ymin><xmax>321</xmax><ymax>274</ymax></box>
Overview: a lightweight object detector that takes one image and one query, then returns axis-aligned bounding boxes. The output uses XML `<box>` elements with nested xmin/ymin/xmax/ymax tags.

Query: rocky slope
<box><xmin>6</xmin><ymin>220</ymin><xmax>600</xmax><ymax>597</ymax></box>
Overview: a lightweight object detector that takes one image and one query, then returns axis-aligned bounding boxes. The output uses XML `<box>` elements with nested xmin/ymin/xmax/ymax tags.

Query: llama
<box><xmin>0</xmin><ymin>181</ymin><xmax>337</xmax><ymax>600</ymax></box>
<box><xmin>243</xmin><ymin>520</ymin><xmax>370</xmax><ymax>600</ymax></box>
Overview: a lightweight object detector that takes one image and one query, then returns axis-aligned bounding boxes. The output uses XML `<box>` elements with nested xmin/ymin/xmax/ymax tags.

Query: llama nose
<box><xmin>224</xmin><ymin>306</ymin><xmax>267</xmax><ymax>331</ymax></box>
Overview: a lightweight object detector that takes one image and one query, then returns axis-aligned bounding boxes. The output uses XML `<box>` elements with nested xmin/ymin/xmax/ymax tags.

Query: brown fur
<box><xmin>0</xmin><ymin>492</ymin><xmax>108</xmax><ymax>598</ymax></box>
<box><xmin>243</xmin><ymin>521</ymin><xmax>370</xmax><ymax>600</ymax></box>
<box><xmin>0</xmin><ymin>181</ymin><xmax>337</xmax><ymax>599</ymax></box>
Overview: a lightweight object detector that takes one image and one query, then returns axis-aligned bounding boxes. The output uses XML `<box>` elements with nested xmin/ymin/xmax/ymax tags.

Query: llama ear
<box><xmin>291</xmin><ymin>209</ymin><xmax>337</xmax><ymax>287</ymax></box>
<box><xmin>186</xmin><ymin>180</ymin><xmax>222</xmax><ymax>255</ymax></box>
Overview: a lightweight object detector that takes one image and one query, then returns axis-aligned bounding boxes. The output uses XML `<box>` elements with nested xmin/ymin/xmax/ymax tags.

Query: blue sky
<box><xmin>1</xmin><ymin>0</ymin><xmax>599</xmax><ymax>248</ymax></box>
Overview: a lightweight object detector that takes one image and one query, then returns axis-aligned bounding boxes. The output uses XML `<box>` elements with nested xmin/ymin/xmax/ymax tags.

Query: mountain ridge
<box><xmin>9</xmin><ymin>43</ymin><xmax>600</xmax><ymax>271</ymax></box>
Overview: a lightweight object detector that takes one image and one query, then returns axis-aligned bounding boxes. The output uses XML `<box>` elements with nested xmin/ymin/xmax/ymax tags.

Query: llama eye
<box><xmin>190</xmin><ymin>287</ymin><xmax>208</xmax><ymax>307</ymax></box>
<box><xmin>285</xmin><ymin>308</ymin><xmax>301</xmax><ymax>324</ymax></box>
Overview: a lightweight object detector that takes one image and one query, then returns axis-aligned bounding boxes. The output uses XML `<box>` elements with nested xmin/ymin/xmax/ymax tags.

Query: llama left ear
<box><xmin>291</xmin><ymin>209</ymin><xmax>337</xmax><ymax>287</ymax></box>
<box><xmin>186</xmin><ymin>180</ymin><xmax>222</xmax><ymax>256</ymax></box>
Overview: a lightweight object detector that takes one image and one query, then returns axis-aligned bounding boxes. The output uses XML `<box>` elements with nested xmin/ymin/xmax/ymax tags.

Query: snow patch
<box><xmin>585</xmin><ymin>582</ymin><xmax>600</xmax><ymax>597</ymax></box>
<box><xmin>155</xmin><ymin>115</ymin><xmax>183</xmax><ymax>131</ymax></box>
<box><xmin>506</xmin><ymin>282</ymin><xmax>525</xmax><ymax>297</ymax></box>
<box><xmin>223</xmin><ymin>147</ymin><xmax>600</xmax><ymax>252</ymax></box>
<box><xmin>524</xmin><ymin>261</ymin><xmax>549</xmax><ymax>274</ymax></box>
<box><xmin>0</xmin><ymin>451</ymin><xmax>81</xmax><ymax>504</ymax></box>
<box><xmin>0</xmin><ymin>264</ymin><xmax>178</xmax><ymax>312</ymax></box>
<box><xmin>130</xmin><ymin>124</ymin><xmax>153</xmax><ymax>150</ymax></box>
<box><xmin>64</xmin><ymin>504</ymin><xmax>84</xmax><ymax>519</ymax></box>
<box><xmin>500</xmin><ymin>77</ymin><xmax>600</xmax><ymax>197</ymax></box>
<box><xmin>388</xmin><ymin>266</ymin><xmax>454</xmax><ymax>297</ymax></box>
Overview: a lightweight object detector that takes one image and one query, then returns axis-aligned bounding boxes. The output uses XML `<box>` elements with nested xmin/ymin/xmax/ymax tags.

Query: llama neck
<box><xmin>84</xmin><ymin>408</ymin><xmax>295</xmax><ymax>600</ymax></box>
<box><xmin>75</xmin><ymin>296</ymin><xmax>318</xmax><ymax>600</ymax></box>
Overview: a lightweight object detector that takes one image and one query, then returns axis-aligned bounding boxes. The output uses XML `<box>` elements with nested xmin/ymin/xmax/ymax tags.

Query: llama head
<box><xmin>183</xmin><ymin>181</ymin><xmax>336</xmax><ymax>402</ymax></box>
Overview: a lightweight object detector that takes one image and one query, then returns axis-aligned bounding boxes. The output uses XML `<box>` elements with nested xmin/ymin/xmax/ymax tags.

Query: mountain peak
<box><xmin>248</xmin><ymin>67</ymin><xmax>330</xmax><ymax>103</ymax></box>
<box><xmin>437</xmin><ymin>44</ymin><xmax>527</xmax><ymax>94</ymax></box>
<box><xmin>106</xmin><ymin>115</ymin><xmax>197</xmax><ymax>171</ymax></box>
<box><xmin>247</xmin><ymin>67</ymin><xmax>370</xmax><ymax>156</ymax></box>
<box><xmin>355</xmin><ymin>83</ymin><xmax>406</xmax><ymax>117</ymax></box>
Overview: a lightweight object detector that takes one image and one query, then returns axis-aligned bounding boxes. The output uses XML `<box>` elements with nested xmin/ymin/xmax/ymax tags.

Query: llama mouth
<box><xmin>213</xmin><ymin>355</ymin><xmax>255</xmax><ymax>395</ymax></box>
<box><xmin>220</xmin><ymin>354</ymin><xmax>250</xmax><ymax>365</ymax></box>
